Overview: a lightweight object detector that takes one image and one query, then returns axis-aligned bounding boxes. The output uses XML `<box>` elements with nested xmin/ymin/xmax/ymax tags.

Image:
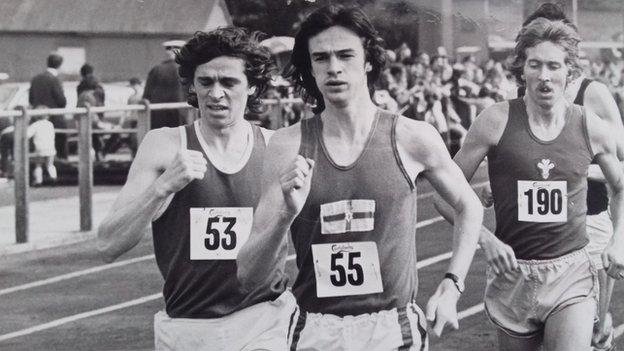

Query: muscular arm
<box><xmin>237</xmin><ymin>126</ymin><xmax>307</xmax><ymax>290</ymax></box>
<box><xmin>584</xmin><ymin>82</ymin><xmax>624</xmax><ymax>181</ymax></box>
<box><xmin>587</xmin><ymin>111</ymin><xmax>624</xmax><ymax>276</ymax></box>
<box><xmin>96</xmin><ymin>129</ymin><xmax>181</xmax><ymax>262</ymax></box>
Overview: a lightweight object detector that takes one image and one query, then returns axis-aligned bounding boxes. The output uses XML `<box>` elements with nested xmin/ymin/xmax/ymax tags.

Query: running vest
<box><xmin>575</xmin><ymin>79</ymin><xmax>609</xmax><ymax>215</ymax></box>
<box><xmin>291</xmin><ymin>110</ymin><xmax>418</xmax><ymax>316</ymax></box>
<box><xmin>488</xmin><ymin>99</ymin><xmax>592</xmax><ymax>260</ymax></box>
<box><xmin>152</xmin><ymin>122</ymin><xmax>287</xmax><ymax>318</ymax></box>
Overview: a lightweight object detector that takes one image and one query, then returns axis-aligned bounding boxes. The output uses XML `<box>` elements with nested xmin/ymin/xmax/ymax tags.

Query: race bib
<box><xmin>517</xmin><ymin>181</ymin><xmax>567</xmax><ymax>222</ymax></box>
<box><xmin>189</xmin><ymin>207</ymin><xmax>252</xmax><ymax>260</ymax></box>
<box><xmin>311</xmin><ymin>241</ymin><xmax>383</xmax><ymax>298</ymax></box>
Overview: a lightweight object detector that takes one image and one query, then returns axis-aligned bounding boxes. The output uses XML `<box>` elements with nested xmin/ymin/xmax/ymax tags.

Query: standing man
<box><xmin>97</xmin><ymin>28</ymin><xmax>295</xmax><ymax>351</ymax></box>
<box><xmin>143</xmin><ymin>40</ymin><xmax>186</xmax><ymax>129</ymax></box>
<box><xmin>29</xmin><ymin>52</ymin><xmax>67</xmax><ymax>158</ymax></box>
<box><xmin>238</xmin><ymin>5</ymin><xmax>483</xmax><ymax>350</ymax></box>
<box><xmin>436</xmin><ymin>17</ymin><xmax>624</xmax><ymax>351</ymax></box>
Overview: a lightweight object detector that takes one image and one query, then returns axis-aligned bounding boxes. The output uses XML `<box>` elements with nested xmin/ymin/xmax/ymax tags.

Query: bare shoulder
<box><xmin>132</xmin><ymin>127</ymin><xmax>180</xmax><ymax>172</ymax></box>
<box><xmin>468</xmin><ymin>101</ymin><xmax>510</xmax><ymax>145</ymax></box>
<box><xmin>264</xmin><ymin>122</ymin><xmax>303</xmax><ymax>167</ymax></box>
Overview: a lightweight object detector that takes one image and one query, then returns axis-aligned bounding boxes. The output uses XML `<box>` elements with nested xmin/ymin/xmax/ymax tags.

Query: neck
<box><xmin>321</xmin><ymin>96</ymin><xmax>378</xmax><ymax>141</ymax></box>
<box><xmin>198</xmin><ymin>118</ymin><xmax>250</xmax><ymax>152</ymax></box>
<box><xmin>523</xmin><ymin>95</ymin><xmax>568</xmax><ymax>127</ymax></box>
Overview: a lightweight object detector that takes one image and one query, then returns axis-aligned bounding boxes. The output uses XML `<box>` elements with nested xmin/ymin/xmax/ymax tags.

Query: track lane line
<box><xmin>0</xmin><ymin>293</ymin><xmax>162</xmax><ymax>342</ymax></box>
<box><xmin>0</xmin><ymin>254</ymin><xmax>155</xmax><ymax>297</ymax></box>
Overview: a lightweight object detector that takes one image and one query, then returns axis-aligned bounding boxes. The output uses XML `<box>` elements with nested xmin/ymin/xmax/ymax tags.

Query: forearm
<box><xmin>237</xmin><ymin>204</ymin><xmax>295</xmax><ymax>290</ymax></box>
<box><xmin>609</xmin><ymin>188</ymin><xmax>624</xmax><ymax>245</ymax></box>
<box><xmin>97</xmin><ymin>183</ymin><xmax>169</xmax><ymax>262</ymax></box>
<box><xmin>445</xmin><ymin>194</ymin><xmax>483</xmax><ymax>281</ymax></box>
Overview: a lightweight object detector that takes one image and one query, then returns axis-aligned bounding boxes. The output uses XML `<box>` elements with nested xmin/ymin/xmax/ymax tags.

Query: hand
<box><xmin>480</xmin><ymin>233</ymin><xmax>519</xmax><ymax>276</ymax></box>
<box><xmin>154</xmin><ymin>149</ymin><xmax>207</xmax><ymax>197</ymax></box>
<box><xmin>480</xmin><ymin>183</ymin><xmax>493</xmax><ymax>208</ymax></box>
<box><xmin>602</xmin><ymin>239</ymin><xmax>624</xmax><ymax>280</ymax></box>
<box><xmin>426</xmin><ymin>279</ymin><xmax>460</xmax><ymax>337</ymax></box>
<box><xmin>280</xmin><ymin>155</ymin><xmax>314</xmax><ymax>215</ymax></box>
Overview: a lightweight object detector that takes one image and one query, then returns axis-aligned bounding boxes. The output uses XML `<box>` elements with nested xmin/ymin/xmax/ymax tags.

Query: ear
<box><xmin>189</xmin><ymin>84</ymin><xmax>196</xmax><ymax>94</ymax></box>
<box><xmin>247</xmin><ymin>85</ymin><xmax>256</xmax><ymax>96</ymax></box>
<box><xmin>365</xmin><ymin>62</ymin><xmax>372</xmax><ymax>73</ymax></box>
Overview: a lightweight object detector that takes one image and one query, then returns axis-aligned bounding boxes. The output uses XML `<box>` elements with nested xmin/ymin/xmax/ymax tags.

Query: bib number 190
<box><xmin>517</xmin><ymin>181</ymin><xmax>567</xmax><ymax>222</ymax></box>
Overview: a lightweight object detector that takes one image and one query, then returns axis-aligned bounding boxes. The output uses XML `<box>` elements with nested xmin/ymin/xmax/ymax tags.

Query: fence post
<box><xmin>78</xmin><ymin>104</ymin><xmax>93</xmax><ymax>231</ymax></box>
<box><xmin>137</xmin><ymin>99</ymin><xmax>151</xmax><ymax>143</ymax></box>
<box><xmin>14</xmin><ymin>107</ymin><xmax>30</xmax><ymax>243</ymax></box>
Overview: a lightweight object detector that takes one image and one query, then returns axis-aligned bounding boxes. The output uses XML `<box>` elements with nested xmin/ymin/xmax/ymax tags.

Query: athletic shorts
<box><xmin>288</xmin><ymin>302</ymin><xmax>428</xmax><ymax>351</ymax></box>
<box><xmin>586</xmin><ymin>210</ymin><xmax>614</xmax><ymax>270</ymax></box>
<box><xmin>154</xmin><ymin>290</ymin><xmax>297</xmax><ymax>351</ymax></box>
<box><xmin>484</xmin><ymin>248</ymin><xmax>598</xmax><ymax>338</ymax></box>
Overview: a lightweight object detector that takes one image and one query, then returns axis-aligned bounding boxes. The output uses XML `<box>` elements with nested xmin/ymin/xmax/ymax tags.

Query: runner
<box><xmin>518</xmin><ymin>5</ymin><xmax>624</xmax><ymax>349</ymax></box>
<box><xmin>237</xmin><ymin>5</ymin><xmax>483</xmax><ymax>350</ymax></box>
<box><xmin>436</xmin><ymin>16</ymin><xmax>624</xmax><ymax>351</ymax></box>
<box><xmin>97</xmin><ymin>28</ymin><xmax>295</xmax><ymax>351</ymax></box>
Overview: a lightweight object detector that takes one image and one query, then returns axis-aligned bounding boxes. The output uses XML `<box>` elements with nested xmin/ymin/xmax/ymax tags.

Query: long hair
<box><xmin>510</xmin><ymin>17</ymin><xmax>581</xmax><ymax>84</ymax></box>
<box><xmin>175</xmin><ymin>27</ymin><xmax>275</xmax><ymax>114</ymax></box>
<box><xmin>287</xmin><ymin>5</ymin><xmax>386</xmax><ymax>113</ymax></box>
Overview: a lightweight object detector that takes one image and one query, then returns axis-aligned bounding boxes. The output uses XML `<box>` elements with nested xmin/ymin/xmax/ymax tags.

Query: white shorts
<box><xmin>586</xmin><ymin>210</ymin><xmax>614</xmax><ymax>270</ymax></box>
<box><xmin>154</xmin><ymin>290</ymin><xmax>297</xmax><ymax>351</ymax></box>
<box><xmin>289</xmin><ymin>302</ymin><xmax>428</xmax><ymax>351</ymax></box>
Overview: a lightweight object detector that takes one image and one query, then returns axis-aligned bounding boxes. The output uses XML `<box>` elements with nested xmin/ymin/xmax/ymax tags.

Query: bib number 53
<box><xmin>190</xmin><ymin>207</ymin><xmax>252</xmax><ymax>260</ymax></box>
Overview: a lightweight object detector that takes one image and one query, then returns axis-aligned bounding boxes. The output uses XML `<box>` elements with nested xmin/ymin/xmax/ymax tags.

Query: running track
<box><xmin>0</xmin><ymin>167</ymin><xmax>622</xmax><ymax>350</ymax></box>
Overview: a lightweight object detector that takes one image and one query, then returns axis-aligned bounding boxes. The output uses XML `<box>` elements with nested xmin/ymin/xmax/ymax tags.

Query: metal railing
<box><xmin>2</xmin><ymin>98</ymin><xmax>303</xmax><ymax>244</ymax></box>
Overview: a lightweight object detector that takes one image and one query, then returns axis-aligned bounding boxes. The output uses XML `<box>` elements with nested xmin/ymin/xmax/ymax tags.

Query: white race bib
<box><xmin>189</xmin><ymin>207</ymin><xmax>252</xmax><ymax>260</ymax></box>
<box><xmin>517</xmin><ymin>181</ymin><xmax>567</xmax><ymax>222</ymax></box>
<box><xmin>311</xmin><ymin>241</ymin><xmax>383</xmax><ymax>298</ymax></box>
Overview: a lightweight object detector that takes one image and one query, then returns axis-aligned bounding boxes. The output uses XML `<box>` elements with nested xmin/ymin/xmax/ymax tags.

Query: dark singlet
<box><xmin>518</xmin><ymin>79</ymin><xmax>608</xmax><ymax>215</ymax></box>
<box><xmin>152</xmin><ymin>123</ymin><xmax>287</xmax><ymax>318</ymax></box>
<box><xmin>575</xmin><ymin>79</ymin><xmax>609</xmax><ymax>215</ymax></box>
<box><xmin>488</xmin><ymin>99</ymin><xmax>592</xmax><ymax>260</ymax></box>
<box><xmin>291</xmin><ymin>110</ymin><xmax>418</xmax><ymax>316</ymax></box>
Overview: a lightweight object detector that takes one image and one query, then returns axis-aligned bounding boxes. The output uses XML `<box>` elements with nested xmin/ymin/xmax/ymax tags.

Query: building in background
<box><xmin>0</xmin><ymin>0</ymin><xmax>232</xmax><ymax>82</ymax></box>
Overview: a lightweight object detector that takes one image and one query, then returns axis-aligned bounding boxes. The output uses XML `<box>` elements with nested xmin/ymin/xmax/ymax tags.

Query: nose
<box><xmin>327</xmin><ymin>55</ymin><xmax>342</xmax><ymax>76</ymax></box>
<box><xmin>207</xmin><ymin>84</ymin><xmax>225</xmax><ymax>100</ymax></box>
<box><xmin>538</xmin><ymin>66</ymin><xmax>551</xmax><ymax>82</ymax></box>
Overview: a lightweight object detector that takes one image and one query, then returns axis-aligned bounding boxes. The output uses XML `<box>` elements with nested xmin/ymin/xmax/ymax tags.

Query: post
<box><xmin>14</xmin><ymin>107</ymin><xmax>30</xmax><ymax>243</ymax></box>
<box><xmin>78</xmin><ymin>105</ymin><xmax>93</xmax><ymax>231</ymax></box>
<box><xmin>136</xmin><ymin>99</ymin><xmax>151</xmax><ymax>144</ymax></box>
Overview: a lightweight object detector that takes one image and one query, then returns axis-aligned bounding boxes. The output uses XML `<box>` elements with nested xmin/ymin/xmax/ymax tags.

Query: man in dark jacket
<box><xmin>29</xmin><ymin>53</ymin><xmax>67</xmax><ymax>158</ymax></box>
<box><xmin>143</xmin><ymin>40</ymin><xmax>186</xmax><ymax>129</ymax></box>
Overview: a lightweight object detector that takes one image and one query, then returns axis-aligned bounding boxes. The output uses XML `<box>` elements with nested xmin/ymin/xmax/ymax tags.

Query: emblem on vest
<box><xmin>537</xmin><ymin>159</ymin><xmax>555</xmax><ymax>179</ymax></box>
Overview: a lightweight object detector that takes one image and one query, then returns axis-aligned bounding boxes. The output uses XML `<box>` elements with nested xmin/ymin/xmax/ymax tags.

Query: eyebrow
<box><xmin>311</xmin><ymin>48</ymin><xmax>357</xmax><ymax>58</ymax></box>
<box><xmin>195</xmin><ymin>76</ymin><xmax>242</xmax><ymax>84</ymax></box>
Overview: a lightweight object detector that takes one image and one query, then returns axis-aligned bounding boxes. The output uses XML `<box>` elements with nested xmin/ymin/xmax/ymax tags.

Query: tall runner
<box><xmin>437</xmin><ymin>17</ymin><xmax>624</xmax><ymax>351</ymax></box>
<box><xmin>97</xmin><ymin>28</ymin><xmax>295</xmax><ymax>351</ymax></box>
<box><xmin>238</xmin><ymin>5</ymin><xmax>483</xmax><ymax>350</ymax></box>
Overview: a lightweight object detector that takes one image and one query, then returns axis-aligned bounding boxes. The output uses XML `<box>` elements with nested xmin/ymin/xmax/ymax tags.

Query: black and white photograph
<box><xmin>0</xmin><ymin>0</ymin><xmax>623</xmax><ymax>350</ymax></box>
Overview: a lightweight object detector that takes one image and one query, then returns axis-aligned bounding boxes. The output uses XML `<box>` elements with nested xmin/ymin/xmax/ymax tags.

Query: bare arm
<box><xmin>397</xmin><ymin>118</ymin><xmax>483</xmax><ymax>336</ymax></box>
<box><xmin>237</xmin><ymin>125</ymin><xmax>313</xmax><ymax>290</ymax></box>
<box><xmin>96</xmin><ymin>128</ymin><xmax>207</xmax><ymax>262</ymax></box>
<box><xmin>587</xmin><ymin>111</ymin><xmax>624</xmax><ymax>278</ymax></box>
<box><xmin>584</xmin><ymin>82</ymin><xmax>624</xmax><ymax>181</ymax></box>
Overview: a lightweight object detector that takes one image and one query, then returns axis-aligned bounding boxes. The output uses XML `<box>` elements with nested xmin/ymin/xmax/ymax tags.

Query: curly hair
<box><xmin>175</xmin><ymin>27</ymin><xmax>275</xmax><ymax>114</ymax></box>
<box><xmin>286</xmin><ymin>5</ymin><xmax>386</xmax><ymax>113</ymax></box>
<box><xmin>510</xmin><ymin>17</ymin><xmax>581</xmax><ymax>84</ymax></box>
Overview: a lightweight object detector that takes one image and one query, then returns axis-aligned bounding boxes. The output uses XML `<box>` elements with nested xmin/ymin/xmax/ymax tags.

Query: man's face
<box><xmin>523</xmin><ymin>41</ymin><xmax>569</xmax><ymax>109</ymax></box>
<box><xmin>308</xmin><ymin>25</ymin><xmax>371</xmax><ymax>109</ymax></box>
<box><xmin>192</xmin><ymin>56</ymin><xmax>252</xmax><ymax>129</ymax></box>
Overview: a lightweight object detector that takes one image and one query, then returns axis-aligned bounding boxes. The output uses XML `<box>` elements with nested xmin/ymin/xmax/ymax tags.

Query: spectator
<box><xmin>76</xmin><ymin>63</ymin><xmax>108</xmax><ymax>161</ymax></box>
<box><xmin>143</xmin><ymin>40</ymin><xmax>186</xmax><ymax>129</ymax></box>
<box><xmin>29</xmin><ymin>106</ymin><xmax>57</xmax><ymax>185</ymax></box>
<box><xmin>29</xmin><ymin>53</ymin><xmax>67</xmax><ymax>158</ymax></box>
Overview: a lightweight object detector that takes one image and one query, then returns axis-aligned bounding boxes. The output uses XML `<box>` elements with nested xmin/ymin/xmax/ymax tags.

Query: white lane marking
<box><xmin>0</xmin><ymin>293</ymin><xmax>162</xmax><ymax>342</ymax></box>
<box><xmin>416</xmin><ymin>251</ymin><xmax>452</xmax><ymax>268</ymax></box>
<box><xmin>417</xmin><ymin>216</ymin><xmax>444</xmax><ymax>229</ymax></box>
<box><xmin>458</xmin><ymin>303</ymin><xmax>485</xmax><ymax>320</ymax></box>
<box><xmin>287</xmin><ymin>254</ymin><xmax>296</xmax><ymax>261</ymax></box>
<box><xmin>0</xmin><ymin>255</ymin><xmax>155</xmax><ymax>297</ymax></box>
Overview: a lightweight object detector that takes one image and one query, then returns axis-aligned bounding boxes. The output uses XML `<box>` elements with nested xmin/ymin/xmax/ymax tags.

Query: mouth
<box><xmin>325</xmin><ymin>80</ymin><xmax>347</xmax><ymax>87</ymax></box>
<box><xmin>206</xmin><ymin>104</ymin><xmax>228</xmax><ymax>112</ymax></box>
<box><xmin>537</xmin><ymin>84</ymin><xmax>553</xmax><ymax>94</ymax></box>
